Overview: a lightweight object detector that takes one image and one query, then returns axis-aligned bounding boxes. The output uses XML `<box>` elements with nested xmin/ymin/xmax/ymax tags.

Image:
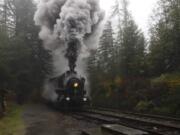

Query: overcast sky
<box><xmin>1</xmin><ymin>0</ymin><xmax>158</xmax><ymax>35</ymax></box>
<box><xmin>100</xmin><ymin>0</ymin><xmax>158</xmax><ymax>36</ymax></box>
<box><xmin>33</xmin><ymin>0</ymin><xmax>157</xmax><ymax>36</ymax></box>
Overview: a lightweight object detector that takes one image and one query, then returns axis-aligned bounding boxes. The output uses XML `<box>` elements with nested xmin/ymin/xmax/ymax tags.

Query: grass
<box><xmin>0</xmin><ymin>103</ymin><xmax>25</xmax><ymax>135</ymax></box>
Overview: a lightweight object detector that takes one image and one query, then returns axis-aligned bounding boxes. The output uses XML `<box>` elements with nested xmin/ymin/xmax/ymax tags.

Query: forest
<box><xmin>0</xmin><ymin>0</ymin><xmax>180</xmax><ymax>116</ymax></box>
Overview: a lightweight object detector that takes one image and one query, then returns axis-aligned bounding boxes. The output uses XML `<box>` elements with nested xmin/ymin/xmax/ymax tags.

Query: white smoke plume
<box><xmin>34</xmin><ymin>0</ymin><xmax>104</xmax><ymax>75</ymax></box>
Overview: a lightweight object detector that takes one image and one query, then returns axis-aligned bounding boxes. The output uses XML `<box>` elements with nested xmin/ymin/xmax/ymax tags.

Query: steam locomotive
<box><xmin>49</xmin><ymin>70</ymin><xmax>89</xmax><ymax>109</ymax></box>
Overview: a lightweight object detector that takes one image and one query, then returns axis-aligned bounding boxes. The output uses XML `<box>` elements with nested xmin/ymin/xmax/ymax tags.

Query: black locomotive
<box><xmin>49</xmin><ymin>70</ymin><xmax>89</xmax><ymax>109</ymax></box>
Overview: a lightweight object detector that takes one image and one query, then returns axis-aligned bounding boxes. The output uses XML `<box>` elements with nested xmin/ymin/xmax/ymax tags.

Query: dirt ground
<box><xmin>22</xmin><ymin>104</ymin><xmax>96</xmax><ymax>135</ymax></box>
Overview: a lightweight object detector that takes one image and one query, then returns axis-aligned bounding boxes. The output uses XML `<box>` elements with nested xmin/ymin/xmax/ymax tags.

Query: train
<box><xmin>48</xmin><ymin>70</ymin><xmax>89</xmax><ymax>110</ymax></box>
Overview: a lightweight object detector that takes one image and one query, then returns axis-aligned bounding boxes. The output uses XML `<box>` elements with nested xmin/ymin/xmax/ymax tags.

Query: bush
<box><xmin>135</xmin><ymin>100</ymin><xmax>154</xmax><ymax>112</ymax></box>
<box><xmin>153</xmin><ymin>107</ymin><xmax>172</xmax><ymax>115</ymax></box>
<box><xmin>149</xmin><ymin>72</ymin><xmax>180</xmax><ymax>115</ymax></box>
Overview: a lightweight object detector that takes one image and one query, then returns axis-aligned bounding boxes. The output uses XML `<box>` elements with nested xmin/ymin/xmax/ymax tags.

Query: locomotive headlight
<box><xmin>73</xmin><ymin>83</ymin><xmax>79</xmax><ymax>88</ymax></box>
<box><xmin>83</xmin><ymin>97</ymin><xmax>87</xmax><ymax>102</ymax></box>
<box><xmin>66</xmin><ymin>97</ymin><xmax>70</xmax><ymax>101</ymax></box>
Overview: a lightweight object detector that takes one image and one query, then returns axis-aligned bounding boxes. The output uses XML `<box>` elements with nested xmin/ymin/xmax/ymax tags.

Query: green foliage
<box><xmin>111</xmin><ymin>0</ymin><xmax>147</xmax><ymax>77</ymax></box>
<box><xmin>0</xmin><ymin>29</ymin><xmax>12</xmax><ymax>89</ymax></box>
<box><xmin>135</xmin><ymin>101</ymin><xmax>154</xmax><ymax>112</ymax></box>
<box><xmin>0</xmin><ymin>0</ymin><xmax>52</xmax><ymax>102</ymax></box>
<box><xmin>88</xmin><ymin>0</ymin><xmax>180</xmax><ymax>116</ymax></box>
<box><xmin>136</xmin><ymin>72</ymin><xmax>180</xmax><ymax>115</ymax></box>
<box><xmin>0</xmin><ymin>104</ymin><xmax>25</xmax><ymax>135</ymax></box>
<box><xmin>152</xmin><ymin>72</ymin><xmax>180</xmax><ymax>89</ymax></box>
<box><xmin>148</xmin><ymin>0</ymin><xmax>180</xmax><ymax>76</ymax></box>
<box><xmin>88</xmin><ymin>0</ymin><xmax>146</xmax><ymax>110</ymax></box>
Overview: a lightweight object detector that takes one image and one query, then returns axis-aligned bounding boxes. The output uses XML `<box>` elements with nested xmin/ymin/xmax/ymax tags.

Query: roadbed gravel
<box><xmin>22</xmin><ymin>104</ymin><xmax>96</xmax><ymax>135</ymax></box>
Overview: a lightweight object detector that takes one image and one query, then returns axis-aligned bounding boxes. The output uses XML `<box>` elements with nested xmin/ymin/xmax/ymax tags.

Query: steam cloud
<box><xmin>34</xmin><ymin>0</ymin><xmax>104</xmax><ymax>75</ymax></box>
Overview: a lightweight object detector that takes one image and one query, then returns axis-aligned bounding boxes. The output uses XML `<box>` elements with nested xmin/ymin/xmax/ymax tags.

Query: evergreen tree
<box><xmin>0</xmin><ymin>0</ymin><xmax>16</xmax><ymax>35</ymax></box>
<box><xmin>98</xmin><ymin>21</ymin><xmax>114</xmax><ymax>77</ymax></box>
<box><xmin>87</xmin><ymin>21</ymin><xmax>114</xmax><ymax>105</ymax></box>
<box><xmin>12</xmin><ymin>0</ymin><xmax>52</xmax><ymax>99</ymax></box>
<box><xmin>148</xmin><ymin>0</ymin><xmax>180</xmax><ymax>76</ymax></box>
<box><xmin>0</xmin><ymin>0</ymin><xmax>52</xmax><ymax>102</ymax></box>
<box><xmin>112</xmin><ymin>0</ymin><xmax>146</xmax><ymax>77</ymax></box>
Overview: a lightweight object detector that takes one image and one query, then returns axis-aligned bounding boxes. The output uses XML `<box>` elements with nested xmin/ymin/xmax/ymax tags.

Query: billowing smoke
<box><xmin>34</xmin><ymin>0</ymin><xmax>104</xmax><ymax>100</ymax></box>
<box><xmin>34</xmin><ymin>0</ymin><xmax>104</xmax><ymax>74</ymax></box>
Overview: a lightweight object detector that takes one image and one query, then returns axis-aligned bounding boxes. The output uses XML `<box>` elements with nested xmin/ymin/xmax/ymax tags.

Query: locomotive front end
<box><xmin>51</xmin><ymin>71</ymin><xmax>89</xmax><ymax>109</ymax></box>
<box><xmin>63</xmin><ymin>76</ymin><xmax>88</xmax><ymax>106</ymax></box>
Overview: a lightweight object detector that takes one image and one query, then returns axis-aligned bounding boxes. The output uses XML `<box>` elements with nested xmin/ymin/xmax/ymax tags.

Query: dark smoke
<box><xmin>65</xmin><ymin>39</ymin><xmax>80</xmax><ymax>72</ymax></box>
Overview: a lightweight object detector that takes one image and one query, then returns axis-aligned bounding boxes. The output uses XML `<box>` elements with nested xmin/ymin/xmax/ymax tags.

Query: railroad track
<box><xmin>94</xmin><ymin>107</ymin><xmax>180</xmax><ymax>124</ymax></box>
<box><xmin>72</xmin><ymin>109</ymin><xmax>180</xmax><ymax>135</ymax></box>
